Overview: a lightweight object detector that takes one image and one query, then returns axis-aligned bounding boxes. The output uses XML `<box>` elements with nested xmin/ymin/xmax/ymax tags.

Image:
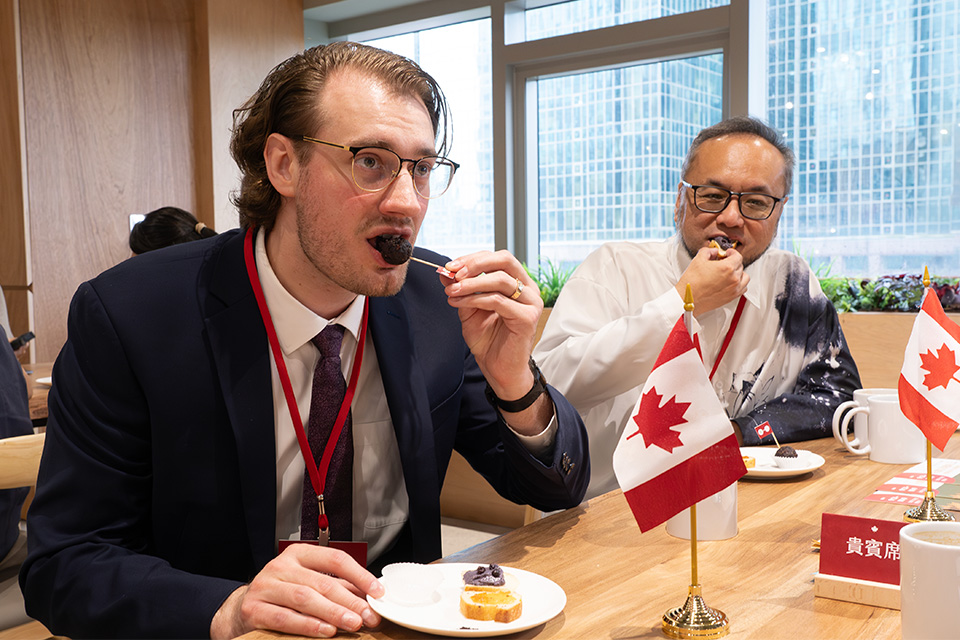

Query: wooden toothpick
<box><xmin>410</xmin><ymin>256</ymin><xmax>454</xmax><ymax>277</ymax></box>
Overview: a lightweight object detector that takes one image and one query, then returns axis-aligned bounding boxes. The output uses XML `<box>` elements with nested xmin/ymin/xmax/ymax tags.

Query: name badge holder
<box><xmin>244</xmin><ymin>228</ymin><xmax>368</xmax><ymax>567</ymax></box>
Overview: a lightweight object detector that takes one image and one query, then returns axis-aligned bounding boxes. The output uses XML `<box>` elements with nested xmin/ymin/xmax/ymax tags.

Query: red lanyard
<box><xmin>242</xmin><ymin>227</ymin><xmax>367</xmax><ymax>532</ymax></box>
<box><xmin>708</xmin><ymin>295</ymin><xmax>747</xmax><ymax>382</ymax></box>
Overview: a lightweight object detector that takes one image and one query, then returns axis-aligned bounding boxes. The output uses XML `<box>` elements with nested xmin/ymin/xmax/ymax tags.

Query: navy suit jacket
<box><xmin>20</xmin><ymin>229</ymin><xmax>589</xmax><ymax>638</ymax></box>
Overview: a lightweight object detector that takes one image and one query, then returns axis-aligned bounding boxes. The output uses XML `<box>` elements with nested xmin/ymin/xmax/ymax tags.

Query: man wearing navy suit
<box><xmin>20</xmin><ymin>42</ymin><xmax>589</xmax><ymax>639</ymax></box>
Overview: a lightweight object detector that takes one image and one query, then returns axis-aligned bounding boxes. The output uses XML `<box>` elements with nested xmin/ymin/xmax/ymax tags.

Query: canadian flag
<box><xmin>614</xmin><ymin>316</ymin><xmax>747</xmax><ymax>532</ymax></box>
<box><xmin>899</xmin><ymin>289</ymin><xmax>960</xmax><ymax>451</ymax></box>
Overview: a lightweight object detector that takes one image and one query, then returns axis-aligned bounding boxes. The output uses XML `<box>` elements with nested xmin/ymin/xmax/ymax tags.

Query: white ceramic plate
<box><xmin>740</xmin><ymin>446</ymin><xmax>825</xmax><ymax>479</ymax></box>
<box><xmin>368</xmin><ymin>562</ymin><xmax>565</xmax><ymax>637</ymax></box>
<box><xmin>34</xmin><ymin>377</ymin><xmax>52</xmax><ymax>386</ymax></box>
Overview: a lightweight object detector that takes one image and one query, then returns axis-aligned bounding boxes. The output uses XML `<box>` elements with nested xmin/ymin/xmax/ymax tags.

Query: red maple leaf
<box><xmin>920</xmin><ymin>344</ymin><xmax>960</xmax><ymax>391</ymax></box>
<box><xmin>626</xmin><ymin>386</ymin><xmax>691</xmax><ymax>453</ymax></box>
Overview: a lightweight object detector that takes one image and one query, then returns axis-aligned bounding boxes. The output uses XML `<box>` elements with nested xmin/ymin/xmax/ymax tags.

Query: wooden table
<box><xmin>24</xmin><ymin>362</ymin><xmax>52</xmax><ymax>423</ymax></box>
<box><xmin>242</xmin><ymin>435</ymin><xmax>960</xmax><ymax>639</ymax></box>
<box><xmin>0</xmin><ymin>620</ymin><xmax>60</xmax><ymax>640</ymax></box>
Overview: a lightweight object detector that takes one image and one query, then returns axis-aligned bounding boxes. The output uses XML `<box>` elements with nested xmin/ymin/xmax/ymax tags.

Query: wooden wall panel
<box><xmin>11</xmin><ymin>0</ymin><xmax>303</xmax><ymax>362</ymax></box>
<box><xmin>198</xmin><ymin>0</ymin><xmax>303</xmax><ymax>232</ymax></box>
<box><xmin>0</xmin><ymin>0</ymin><xmax>31</xmax><ymax>345</ymax></box>
<box><xmin>19</xmin><ymin>0</ymin><xmax>196</xmax><ymax>361</ymax></box>
<box><xmin>839</xmin><ymin>312</ymin><xmax>960</xmax><ymax>389</ymax></box>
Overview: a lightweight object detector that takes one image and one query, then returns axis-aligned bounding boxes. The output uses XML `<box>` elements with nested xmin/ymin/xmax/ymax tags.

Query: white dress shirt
<box><xmin>257</xmin><ymin>232</ymin><xmax>559</xmax><ymax>562</ymax></box>
<box><xmin>255</xmin><ymin>232</ymin><xmax>408</xmax><ymax>562</ymax></box>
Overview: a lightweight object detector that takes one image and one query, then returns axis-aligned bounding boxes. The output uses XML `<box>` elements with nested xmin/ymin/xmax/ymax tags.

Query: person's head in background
<box><xmin>128</xmin><ymin>206</ymin><xmax>218</xmax><ymax>255</ymax></box>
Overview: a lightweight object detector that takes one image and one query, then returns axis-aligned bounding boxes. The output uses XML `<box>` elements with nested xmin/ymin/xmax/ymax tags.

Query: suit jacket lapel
<box><xmin>369</xmin><ymin>295</ymin><xmax>441</xmax><ymax>560</ymax></box>
<box><xmin>201</xmin><ymin>230</ymin><xmax>277</xmax><ymax>569</ymax></box>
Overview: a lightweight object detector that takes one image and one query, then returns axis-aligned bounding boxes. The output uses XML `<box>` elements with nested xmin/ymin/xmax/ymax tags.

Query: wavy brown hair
<box><xmin>229</xmin><ymin>42</ymin><xmax>450</xmax><ymax>231</ymax></box>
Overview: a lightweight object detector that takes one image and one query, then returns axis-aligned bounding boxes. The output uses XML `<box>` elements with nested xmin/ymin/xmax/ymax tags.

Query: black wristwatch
<box><xmin>484</xmin><ymin>357</ymin><xmax>548</xmax><ymax>413</ymax></box>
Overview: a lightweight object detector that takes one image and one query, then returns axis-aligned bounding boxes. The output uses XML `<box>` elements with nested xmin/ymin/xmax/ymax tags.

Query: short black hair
<box><xmin>129</xmin><ymin>207</ymin><xmax>217</xmax><ymax>254</ymax></box>
<box><xmin>682</xmin><ymin>115</ymin><xmax>795</xmax><ymax>195</ymax></box>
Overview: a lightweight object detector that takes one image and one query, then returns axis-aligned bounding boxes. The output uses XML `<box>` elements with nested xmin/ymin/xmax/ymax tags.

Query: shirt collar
<box><xmin>255</xmin><ymin>229</ymin><xmax>365</xmax><ymax>355</ymax></box>
<box><xmin>741</xmin><ymin>251</ymin><xmax>768</xmax><ymax>310</ymax></box>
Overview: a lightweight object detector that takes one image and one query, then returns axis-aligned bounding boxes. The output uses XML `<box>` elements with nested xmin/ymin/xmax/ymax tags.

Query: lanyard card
<box><xmin>279</xmin><ymin>539</ymin><xmax>368</xmax><ymax>568</ymax></box>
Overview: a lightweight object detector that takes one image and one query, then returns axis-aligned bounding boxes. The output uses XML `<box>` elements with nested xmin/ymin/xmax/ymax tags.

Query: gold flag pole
<box><xmin>662</xmin><ymin>285</ymin><xmax>729</xmax><ymax>639</ymax></box>
<box><xmin>683</xmin><ymin>285</ymin><xmax>700</xmax><ymax>587</ymax></box>
<box><xmin>904</xmin><ymin>266</ymin><xmax>955</xmax><ymax>523</ymax></box>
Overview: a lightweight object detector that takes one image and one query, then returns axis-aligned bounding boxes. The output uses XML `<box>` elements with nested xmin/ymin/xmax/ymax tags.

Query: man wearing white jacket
<box><xmin>535</xmin><ymin>115</ymin><xmax>861</xmax><ymax>500</ymax></box>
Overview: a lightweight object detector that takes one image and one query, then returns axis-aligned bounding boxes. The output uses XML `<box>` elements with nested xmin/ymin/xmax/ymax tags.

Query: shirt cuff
<box><xmin>659</xmin><ymin>288</ymin><xmax>697</xmax><ymax>331</ymax></box>
<box><xmin>504</xmin><ymin>412</ymin><xmax>558</xmax><ymax>459</ymax></box>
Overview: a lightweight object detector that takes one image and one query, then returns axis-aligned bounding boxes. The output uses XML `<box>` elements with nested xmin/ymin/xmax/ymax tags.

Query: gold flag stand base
<box><xmin>904</xmin><ymin>491</ymin><xmax>955</xmax><ymax>522</ymax></box>
<box><xmin>662</xmin><ymin>584</ymin><xmax>729</xmax><ymax>638</ymax></box>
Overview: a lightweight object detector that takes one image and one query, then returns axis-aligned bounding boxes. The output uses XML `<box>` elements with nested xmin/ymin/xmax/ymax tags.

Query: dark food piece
<box><xmin>774</xmin><ymin>445</ymin><xmax>798</xmax><ymax>458</ymax></box>
<box><xmin>713</xmin><ymin>236</ymin><xmax>736</xmax><ymax>251</ymax></box>
<box><xmin>463</xmin><ymin>563</ymin><xmax>506</xmax><ymax>587</ymax></box>
<box><xmin>374</xmin><ymin>234</ymin><xmax>413</xmax><ymax>265</ymax></box>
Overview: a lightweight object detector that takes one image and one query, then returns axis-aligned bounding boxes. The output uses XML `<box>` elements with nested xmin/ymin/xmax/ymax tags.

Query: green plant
<box><xmin>819</xmin><ymin>273</ymin><xmax>960</xmax><ymax>312</ymax></box>
<box><xmin>818</xmin><ymin>276</ymin><xmax>861</xmax><ymax>313</ymax></box>
<box><xmin>524</xmin><ymin>259</ymin><xmax>575</xmax><ymax>307</ymax></box>
<box><xmin>857</xmin><ymin>275</ymin><xmax>924</xmax><ymax>312</ymax></box>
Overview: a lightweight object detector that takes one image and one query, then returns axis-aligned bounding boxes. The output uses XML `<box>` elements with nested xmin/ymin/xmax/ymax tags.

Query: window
<box><xmin>523</xmin><ymin>0</ymin><xmax>729</xmax><ymax>42</ymax></box>
<box><xmin>308</xmin><ymin>0</ymin><xmax>959</xmax><ymax>278</ymax></box>
<box><xmin>363</xmin><ymin>20</ymin><xmax>495</xmax><ymax>258</ymax></box>
<box><xmin>534</xmin><ymin>55</ymin><xmax>723</xmax><ymax>267</ymax></box>
<box><xmin>767</xmin><ymin>0</ymin><xmax>960</xmax><ymax>276</ymax></box>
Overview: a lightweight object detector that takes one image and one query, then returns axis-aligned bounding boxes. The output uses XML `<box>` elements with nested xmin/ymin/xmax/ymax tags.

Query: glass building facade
<box><xmin>768</xmin><ymin>0</ymin><xmax>960</xmax><ymax>276</ymax></box>
<box><xmin>535</xmin><ymin>56</ymin><xmax>723</xmax><ymax>264</ymax></box>
<box><xmin>524</xmin><ymin>0</ymin><xmax>729</xmax><ymax>41</ymax></box>
<box><xmin>366</xmin><ymin>22</ymin><xmax>496</xmax><ymax>259</ymax></box>
<box><xmin>361</xmin><ymin>0</ymin><xmax>959</xmax><ymax>277</ymax></box>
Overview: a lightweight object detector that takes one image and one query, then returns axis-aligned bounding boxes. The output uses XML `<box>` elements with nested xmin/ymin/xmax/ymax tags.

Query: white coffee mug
<box><xmin>840</xmin><ymin>394</ymin><xmax>925</xmax><ymax>464</ymax></box>
<box><xmin>831</xmin><ymin>387</ymin><xmax>897</xmax><ymax>447</ymax></box>
<box><xmin>665</xmin><ymin>483</ymin><xmax>737</xmax><ymax>540</ymax></box>
<box><xmin>900</xmin><ymin>522</ymin><xmax>960</xmax><ymax>639</ymax></box>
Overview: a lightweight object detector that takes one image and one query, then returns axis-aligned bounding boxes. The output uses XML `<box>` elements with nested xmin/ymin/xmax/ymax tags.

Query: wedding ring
<box><xmin>509</xmin><ymin>278</ymin><xmax>524</xmax><ymax>300</ymax></box>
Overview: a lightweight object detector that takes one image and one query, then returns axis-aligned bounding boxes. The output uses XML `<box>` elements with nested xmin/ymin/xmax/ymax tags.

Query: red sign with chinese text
<box><xmin>819</xmin><ymin>513</ymin><xmax>907</xmax><ymax>585</ymax></box>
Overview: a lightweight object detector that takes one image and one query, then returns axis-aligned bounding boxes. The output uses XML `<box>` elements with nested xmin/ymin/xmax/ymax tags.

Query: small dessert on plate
<box><xmin>459</xmin><ymin>564</ymin><xmax>523</xmax><ymax>623</ymax></box>
<box><xmin>460</xmin><ymin>587</ymin><xmax>522</xmax><ymax>623</ymax></box>
<box><xmin>742</xmin><ymin>455</ymin><xmax>755</xmax><ymax>469</ymax></box>
<box><xmin>773</xmin><ymin>445</ymin><xmax>806</xmax><ymax>469</ymax></box>
<box><xmin>463</xmin><ymin>563</ymin><xmax>508</xmax><ymax>587</ymax></box>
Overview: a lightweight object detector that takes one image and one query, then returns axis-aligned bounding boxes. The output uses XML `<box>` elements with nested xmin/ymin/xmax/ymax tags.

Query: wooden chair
<box><xmin>439</xmin><ymin>452</ymin><xmax>541</xmax><ymax>529</ymax></box>
<box><xmin>0</xmin><ymin>433</ymin><xmax>46</xmax><ymax>636</ymax></box>
<box><xmin>0</xmin><ymin>433</ymin><xmax>44</xmax><ymax>491</ymax></box>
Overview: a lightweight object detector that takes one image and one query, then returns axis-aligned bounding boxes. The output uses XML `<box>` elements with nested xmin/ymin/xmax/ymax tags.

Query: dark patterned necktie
<box><xmin>300</xmin><ymin>324</ymin><xmax>353</xmax><ymax>541</ymax></box>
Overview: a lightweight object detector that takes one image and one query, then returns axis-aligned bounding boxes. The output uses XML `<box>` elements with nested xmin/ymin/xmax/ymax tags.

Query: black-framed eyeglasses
<box><xmin>295</xmin><ymin>136</ymin><xmax>459</xmax><ymax>200</ymax></box>
<box><xmin>681</xmin><ymin>181</ymin><xmax>783</xmax><ymax>220</ymax></box>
